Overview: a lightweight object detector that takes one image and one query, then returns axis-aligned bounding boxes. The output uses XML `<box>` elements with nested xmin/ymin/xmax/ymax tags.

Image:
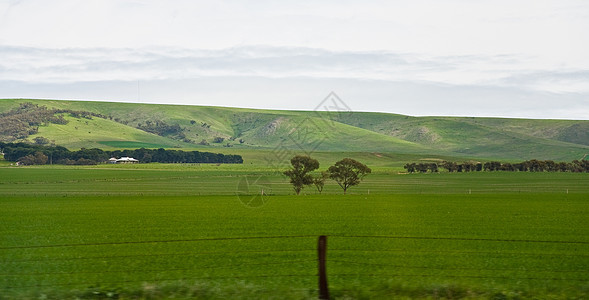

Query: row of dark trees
<box><xmin>284</xmin><ymin>156</ymin><xmax>371</xmax><ymax>195</ymax></box>
<box><xmin>0</xmin><ymin>142</ymin><xmax>243</xmax><ymax>165</ymax></box>
<box><xmin>405</xmin><ymin>159</ymin><xmax>589</xmax><ymax>173</ymax></box>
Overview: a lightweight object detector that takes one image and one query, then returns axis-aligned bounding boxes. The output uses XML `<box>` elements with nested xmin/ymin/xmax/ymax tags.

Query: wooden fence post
<box><xmin>318</xmin><ymin>235</ymin><xmax>329</xmax><ymax>300</ymax></box>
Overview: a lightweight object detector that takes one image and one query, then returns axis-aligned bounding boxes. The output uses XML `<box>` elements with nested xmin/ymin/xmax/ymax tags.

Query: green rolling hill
<box><xmin>1</xmin><ymin>98</ymin><xmax>588</xmax><ymax>161</ymax></box>
<box><xmin>332</xmin><ymin>112</ymin><xmax>589</xmax><ymax>160</ymax></box>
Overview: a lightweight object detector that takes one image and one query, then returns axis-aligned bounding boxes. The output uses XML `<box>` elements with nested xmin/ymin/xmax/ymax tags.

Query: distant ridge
<box><xmin>1</xmin><ymin>98</ymin><xmax>588</xmax><ymax>161</ymax></box>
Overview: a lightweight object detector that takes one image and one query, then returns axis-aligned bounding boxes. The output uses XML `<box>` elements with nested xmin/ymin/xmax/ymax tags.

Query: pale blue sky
<box><xmin>1</xmin><ymin>0</ymin><xmax>588</xmax><ymax>119</ymax></box>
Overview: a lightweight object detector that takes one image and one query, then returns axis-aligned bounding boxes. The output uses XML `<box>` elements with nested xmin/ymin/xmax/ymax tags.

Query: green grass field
<box><xmin>1</xmin><ymin>163</ymin><xmax>588</xmax><ymax>299</ymax></box>
<box><xmin>2</xmin><ymin>97</ymin><xmax>589</xmax><ymax>299</ymax></box>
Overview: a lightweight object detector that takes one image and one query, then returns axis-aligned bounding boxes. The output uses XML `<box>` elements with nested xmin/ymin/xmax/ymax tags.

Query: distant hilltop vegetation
<box><xmin>1</xmin><ymin>99</ymin><xmax>588</xmax><ymax>161</ymax></box>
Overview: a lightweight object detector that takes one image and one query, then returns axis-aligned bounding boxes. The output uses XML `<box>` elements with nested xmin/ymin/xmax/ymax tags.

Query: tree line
<box><xmin>0</xmin><ymin>142</ymin><xmax>243</xmax><ymax>165</ymax></box>
<box><xmin>404</xmin><ymin>159</ymin><xmax>589</xmax><ymax>173</ymax></box>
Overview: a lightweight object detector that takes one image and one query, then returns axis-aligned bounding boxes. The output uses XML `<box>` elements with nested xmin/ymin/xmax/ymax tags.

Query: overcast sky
<box><xmin>1</xmin><ymin>0</ymin><xmax>588</xmax><ymax>119</ymax></box>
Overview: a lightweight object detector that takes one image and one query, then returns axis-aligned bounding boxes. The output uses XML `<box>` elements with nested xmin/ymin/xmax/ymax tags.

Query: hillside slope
<box><xmin>1</xmin><ymin>99</ymin><xmax>588</xmax><ymax>161</ymax></box>
<box><xmin>333</xmin><ymin>112</ymin><xmax>589</xmax><ymax>160</ymax></box>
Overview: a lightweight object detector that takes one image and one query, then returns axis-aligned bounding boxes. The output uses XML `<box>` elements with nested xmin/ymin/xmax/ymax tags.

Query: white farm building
<box><xmin>108</xmin><ymin>157</ymin><xmax>139</xmax><ymax>164</ymax></box>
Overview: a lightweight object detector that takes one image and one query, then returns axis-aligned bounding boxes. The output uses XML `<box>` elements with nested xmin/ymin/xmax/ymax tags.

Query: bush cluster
<box><xmin>404</xmin><ymin>159</ymin><xmax>589</xmax><ymax>173</ymax></box>
<box><xmin>136</xmin><ymin>120</ymin><xmax>183</xmax><ymax>137</ymax></box>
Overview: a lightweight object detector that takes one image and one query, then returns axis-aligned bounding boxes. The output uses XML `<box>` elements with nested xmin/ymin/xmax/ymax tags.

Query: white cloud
<box><xmin>1</xmin><ymin>1</ymin><xmax>588</xmax><ymax>63</ymax></box>
<box><xmin>1</xmin><ymin>45</ymin><xmax>587</xmax><ymax>94</ymax></box>
<box><xmin>0</xmin><ymin>0</ymin><xmax>588</xmax><ymax>119</ymax></box>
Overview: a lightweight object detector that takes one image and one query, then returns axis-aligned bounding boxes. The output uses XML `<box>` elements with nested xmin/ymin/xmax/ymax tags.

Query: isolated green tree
<box><xmin>328</xmin><ymin>158</ymin><xmax>371</xmax><ymax>194</ymax></box>
<box><xmin>283</xmin><ymin>155</ymin><xmax>320</xmax><ymax>195</ymax></box>
<box><xmin>312</xmin><ymin>171</ymin><xmax>329</xmax><ymax>194</ymax></box>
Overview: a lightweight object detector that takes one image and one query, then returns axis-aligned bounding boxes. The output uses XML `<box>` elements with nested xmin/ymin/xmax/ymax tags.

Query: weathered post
<box><xmin>318</xmin><ymin>235</ymin><xmax>329</xmax><ymax>299</ymax></box>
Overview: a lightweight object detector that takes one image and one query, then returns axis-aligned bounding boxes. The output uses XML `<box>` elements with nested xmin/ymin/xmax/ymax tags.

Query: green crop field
<box><xmin>1</xmin><ymin>163</ymin><xmax>588</xmax><ymax>299</ymax></box>
<box><xmin>2</xmin><ymin>94</ymin><xmax>588</xmax><ymax>299</ymax></box>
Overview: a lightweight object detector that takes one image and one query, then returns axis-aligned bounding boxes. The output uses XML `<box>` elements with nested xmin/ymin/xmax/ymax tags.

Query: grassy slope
<box><xmin>1</xmin><ymin>99</ymin><xmax>588</xmax><ymax>160</ymax></box>
<box><xmin>30</xmin><ymin>115</ymin><xmax>188</xmax><ymax>149</ymax></box>
<box><xmin>0</xmin><ymin>99</ymin><xmax>434</xmax><ymax>155</ymax></box>
<box><xmin>335</xmin><ymin>112</ymin><xmax>589</xmax><ymax>160</ymax></box>
<box><xmin>456</xmin><ymin>117</ymin><xmax>589</xmax><ymax>146</ymax></box>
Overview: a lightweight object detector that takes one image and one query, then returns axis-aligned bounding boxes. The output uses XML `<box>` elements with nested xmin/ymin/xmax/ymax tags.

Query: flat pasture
<box><xmin>1</xmin><ymin>166</ymin><xmax>588</xmax><ymax>299</ymax></box>
<box><xmin>1</xmin><ymin>165</ymin><xmax>587</xmax><ymax>196</ymax></box>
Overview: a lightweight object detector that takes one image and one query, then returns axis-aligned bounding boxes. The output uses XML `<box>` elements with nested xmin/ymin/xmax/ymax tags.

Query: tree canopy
<box><xmin>283</xmin><ymin>155</ymin><xmax>320</xmax><ymax>195</ymax></box>
<box><xmin>328</xmin><ymin>158</ymin><xmax>371</xmax><ymax>194</ymax></box>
